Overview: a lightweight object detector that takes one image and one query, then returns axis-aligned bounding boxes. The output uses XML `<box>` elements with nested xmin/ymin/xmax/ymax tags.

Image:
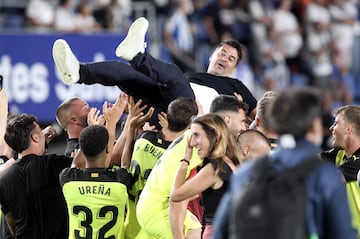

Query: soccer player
<box><xmin>60</xmin><ymin>95</ymin><xmax>132</xmax><ymax>239</ymax></box>
<box><xmin>321</xmin><ymin>105</ymin><xmax>360</xmax><ymax>237</ymax></box>
<box><xmin>56</xmin><ymin>97</ymin><xmax>91</xmax><ymax>156</ymax></box>
<box><xmin>213</xmin><ymin>87</ymin><xmax>357</xmax><ymax>239</ymax></box>
<box><xmin>136</xmin><ymin>95</ymin><xmax>249</xmax><ymax>239</ymax></box>
<box><xmin>121</xmin><ymin>97</ymin><xmax>198</xmax><ymax>239</ymax></box>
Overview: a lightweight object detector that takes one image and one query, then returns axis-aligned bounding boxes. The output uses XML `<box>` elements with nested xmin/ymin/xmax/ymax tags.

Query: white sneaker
<box><xmin>115</xmin><ymin>17</ymin><xmax>149</xmax><ymax>61</ymax></box>
<box><xmin>52</xmin><ymin>39</ymin><xmax>80</xmax><ymax>85</ymax></box>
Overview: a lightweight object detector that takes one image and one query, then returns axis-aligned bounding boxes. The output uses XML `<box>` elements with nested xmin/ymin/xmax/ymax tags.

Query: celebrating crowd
<box><xmin>0</xmin><ymin>12</ymin><xmax>360</xmax><ymax>239</ymax></box>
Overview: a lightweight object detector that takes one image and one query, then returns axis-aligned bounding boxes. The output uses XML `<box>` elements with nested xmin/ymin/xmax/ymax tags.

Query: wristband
<box><xmin>180</xmin><ymin>159</ymin><xmax>190</xmax><ymax>165</ymax></box>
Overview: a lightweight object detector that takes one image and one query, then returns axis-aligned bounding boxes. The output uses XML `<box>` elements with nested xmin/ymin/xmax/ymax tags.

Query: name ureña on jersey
<box><xmin>78</xmin><ymin>184</ymin><xmax>111</xmax><ymax>196</ymax></box>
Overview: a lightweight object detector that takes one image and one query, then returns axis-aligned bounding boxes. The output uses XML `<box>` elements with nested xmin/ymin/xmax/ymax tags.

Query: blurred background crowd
<box><xmin>1</xmin><ymin>0</ymin><xmax>360</xmax><ymax>123</ymax></box>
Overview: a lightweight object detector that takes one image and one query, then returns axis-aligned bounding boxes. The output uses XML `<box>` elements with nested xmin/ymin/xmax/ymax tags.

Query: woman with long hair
<box><xmin>170</xmin><ymin>113</ymin><xmax>242</xmax><ymax>238</ymax></box>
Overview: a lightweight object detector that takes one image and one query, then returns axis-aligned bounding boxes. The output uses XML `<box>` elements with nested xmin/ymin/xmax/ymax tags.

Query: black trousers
<box><xmin>79</xmin><ymin>52</ymin><xmax>195</xmax><ymax>128</ymax></box>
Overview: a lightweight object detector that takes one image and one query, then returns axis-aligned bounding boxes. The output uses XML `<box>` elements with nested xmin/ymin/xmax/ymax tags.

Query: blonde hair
<box><xmin>333</xmin><ymin>105</ymin><xmax>360</xmax><ymax>137</ymax></box>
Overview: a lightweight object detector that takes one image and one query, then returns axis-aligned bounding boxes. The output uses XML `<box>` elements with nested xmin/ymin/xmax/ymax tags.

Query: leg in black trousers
<box><xmin>78</xmin><ymin>52</ymin><xmax>195</xmax><ymax>128</ymax></box>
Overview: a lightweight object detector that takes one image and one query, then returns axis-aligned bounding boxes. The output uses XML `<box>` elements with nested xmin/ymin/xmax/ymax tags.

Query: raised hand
<box><xmin>0</xmin><ymin>89</ymin><xmax>8</xmax><ymax>142</ymax></box>
<box><xmin>142</xmin><ymin>122</ymin><xmax>157</xmax><ymax>132</ymax></box>
<box><xmin>158</xmin><ymin>112</ymin><xmax>168</xmax><ymax>130</ymax></box>
<box><xmin>184</xmin><ymin>135</ymin><xmax>194</xmax><ymax>162</ymax></box>
<box><xmin>103</xmin><ymin>93</ymin><xmax>128</xmax><ymax>127</ymax></box>
<box><xmin>129</xmin><ymin>107</ymin><xmax>155</xmax><ymax>130</ymax></box>
<box><xmin>87</xmin><ymin>107</ymin><xmax>105</xmax><ymax>126</ymax></box>
<box><xmin>42</xmin><ymin>125</ymin><xmax>58</xmax><ymax>144</ymax></box>
<box><xmin>233</xmin><ymin>92</ymin><xmax>243</xmax><ymax>102</ymax></box>
<box><xmin>127</xmin><ymin>96</ymin><xmax>147</xmax><ymax>120</ymax></box>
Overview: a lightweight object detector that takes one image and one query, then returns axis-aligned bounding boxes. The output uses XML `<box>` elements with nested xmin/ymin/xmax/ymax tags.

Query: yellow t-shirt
<box><xmin>335</xmin><ymin>150</ymin><xmax>360</xmax><ymax>238</ymax></box>
<box><xmin>136</xmin><ymin>130</ymin><xmax>202</xmax><ymax>239</ymax></box>
<box><xmin>61</xmin><ymin>168</ymin><xmax>131</xmax><ymax>239</ymax></box>
<box><xmin>125</xmin><ymin>131</ymin><xmax>169</xmax><ymax>239</ymax></box>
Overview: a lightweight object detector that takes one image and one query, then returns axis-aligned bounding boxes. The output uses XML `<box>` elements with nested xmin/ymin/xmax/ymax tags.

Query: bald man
<box><xmin>236</xmin><ymin>129</ymin><xmax>271</xmax><ymax>163</ymax></box>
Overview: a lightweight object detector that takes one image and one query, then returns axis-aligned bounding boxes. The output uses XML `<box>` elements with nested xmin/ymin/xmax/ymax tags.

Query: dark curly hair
<box><xmin>79</xmin><ymin>125</ymin><xmax>109</xmax><ymax>160</ymax></box>
<box><xmin>5</xmin><ymin>114</ymin><xmax>37</xmax><ymax>153</ymax></box>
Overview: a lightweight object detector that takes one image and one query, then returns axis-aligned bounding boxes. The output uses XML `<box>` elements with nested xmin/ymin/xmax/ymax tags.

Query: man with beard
<box><xmin>56</xmin><ymin>97</ymin><xmax>91</xmax><ymax>156</ymax></box>
<box><xmin>321</xmin><ymin>105</ymin><xmax>360</xmax><ymax>237</ymax></box>
<box><xmin>214</xmin><ymin>88</ymin><xmax>356</xmax><ymax>239</ymax></box>
<box><xmin>52</xmin><ymin>17</ymin><xmax>257</xmax><ymax>129</ymax></box>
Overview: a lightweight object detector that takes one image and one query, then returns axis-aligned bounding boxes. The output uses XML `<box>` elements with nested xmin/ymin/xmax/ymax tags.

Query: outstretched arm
<box><xmin>103</xmin><ymin>93</ymin><xmax>127</xmax><ymax>168</ymax></box>
<box><xmin>158</xmin><ymin>112</ymin><xmax>172</xmax><ymax>141</ymax></box>
<box><xmin>0</xmin><ymin>89</ymin><xmax>8</xmax><ymax>153</ymax></box>
<box><xmin>0</xmin><ymin>93</ymin><xmax>17</xmax><ymax>174</ymax></box>
<box><xmin>0</xmin><ymin>158</ymin><xmax>16</xmax><ymax>176</ymax></box>
<box><xmin>71</xmin><ymin>149</ymin><xmax>85</xmax><ymax>169</ymax></box>
<box><xmin>121</xmin><ymin>100</ymin><xmax>154</xmax><ymax>169</ymax></box>
<box><xmin>87</xmin><ymin>107</ymin><xmax>105</xmax><ymax>126</ymax></box>
<box><xmin>70</xmin><ymin>105</ymin><xmax>109</xmax><ymax>169</ymax></box>
<box><xmin>110</xmin><ymin>96</ymin><xmax>147</xmax><ymax>166</ymax></box>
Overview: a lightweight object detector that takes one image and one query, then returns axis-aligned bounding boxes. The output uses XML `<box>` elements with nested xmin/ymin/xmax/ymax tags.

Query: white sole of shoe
<box><xmin>53</xmin><ymin>39</ymin><xmax>79</xmax><ymax>85</ymax></box>
<box><xmin>115</xmin><ymin>17</ymin><xmax>149</xmax><ymax>60</ymax></box>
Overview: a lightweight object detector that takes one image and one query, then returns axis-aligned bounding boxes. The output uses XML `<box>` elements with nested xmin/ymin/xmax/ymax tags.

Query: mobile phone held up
<box><xmin>0</xmin><ymin>75</ymin><xmax>3</xmax><ymax>91</ymax></box>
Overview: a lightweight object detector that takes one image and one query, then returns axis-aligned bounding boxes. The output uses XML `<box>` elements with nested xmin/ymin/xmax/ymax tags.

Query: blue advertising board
<box><xmin>0</xmin><ymin>33</ymin><xmax>126</xmax><ymax>123</ymax></box>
